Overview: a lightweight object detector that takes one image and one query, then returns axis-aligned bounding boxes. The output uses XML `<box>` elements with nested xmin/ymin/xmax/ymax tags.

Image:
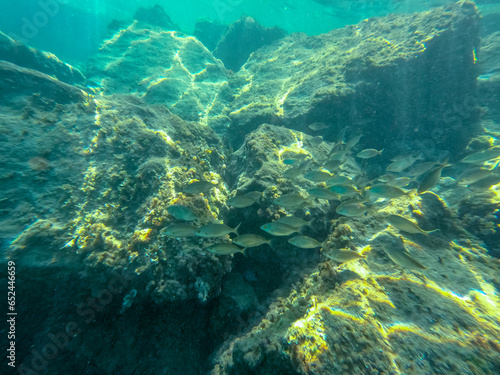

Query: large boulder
<box><xmin>208</xmin><ymin>2</ymin><xmax>480</xmax><ymax>160</ymax></box>
<box><xmin>87</xmin><ymin>21</ymin><xmax>229</xmax><ymax>123</ymax></box>
<box><xmin>0</xmin><ymin>31</ymin><xmax>86</xmax><ymax>85</ymax></box>
<box><xmin>213</xmin><ymin>16</ymin><xmax>287</xmax><ymax>72</ymax></box>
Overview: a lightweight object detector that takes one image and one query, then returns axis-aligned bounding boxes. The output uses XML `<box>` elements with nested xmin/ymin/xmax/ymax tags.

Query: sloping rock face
<box><xmin>0</xmin><ymin>61</ymin><xmax>87</xmax><ymax>103</ymax></box>
<box><xmin>211</xmin><ymin>175</ymin><xmax>500</xmax><ymax>375</ymax></box>
<box><xmin>213</xmin><ymin>16</ymin><xmax>287</xmax><ymax>72</ymax></box>
<box><xmin>208</xmin><ymin>2</ymin><xmax>480</xmax><ymax>158</ymax></box>
<box><xmin>87</xmin><ymin>21</ymin><xmax>229</xmax><ymax>122</ymax></box>
<box><xmin>1</xmin><ymin>57</ymin><xmax>234</xmax><ymax>374</ymax></box>
<box><xmin>0</xmin><ymin>31</ymin><xmax>86</xmax><ymax>85</ymax></box>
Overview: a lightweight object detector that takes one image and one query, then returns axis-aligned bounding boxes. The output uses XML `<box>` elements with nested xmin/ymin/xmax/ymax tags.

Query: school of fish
<box><xmin>160</xmin><ymin>123</ymin><xmax>500</xmax><ymax>270</ymax></box>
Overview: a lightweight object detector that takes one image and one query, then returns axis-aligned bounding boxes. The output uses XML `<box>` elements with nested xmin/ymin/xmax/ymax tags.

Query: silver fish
<box><xmin>377</xmin><ymin>174</ymin><xmax>396</xmax><ymax>183</ymax></box>
<box><xmin>389</xmin><ymin>177</ymin><xmax>413</xmax><ymax>188</ymax></box>
<box><xmin>308</xmin><ymin>187</ymin><xmax>339</xmax><ymax>200</ymax></box>
<box><xmin>275</xmin><ymin>216</ymin><xmax>311</xmax><ymax>229</ymax></box>
<box><xmin>357</xmin><ymin>148</ymin><xmax>383</xmax><ymax>159</ymax></box>
<box><xmin>245</xmin><ymin>191</ymin><xmax>263</xmax><ymax>201</ymax></box>
<box><xmin>182</xmin><ymin>181</ymin><xmax>215</xmax><ymax>194</ymax></box>
<box><xmin>308</xmin><ymin>122</ymin><xmax>329</xmax><ymax>131</ymax></box>
<box><xmin>408</xmin><ymin>161</ymin><xmax>438</xmax><ymax>177</ymax></box>
<box><xmin>167</xmin><ymin>205</ymin><xmax>198</xmax><ymax>221</ymax></box>
<box><xmin>329</xmin><ymin>151</ymin><xmax>348</xmax><ymax>161</ymax></box>
<box><xmin>336</xmin><ymin>200</ymin><xmax>367</xmax><ymax>217</ymax></box>
<box><xmin>260</xmin><ymin>222</ymin><xmax>298</xmax><ymax>236</ymax></box>
<box><xmin>274</xmin><ymin>192</ymin><xmax>308</xmax><ymax>208</ymax></box>
<box><xmin>227</xmin><ymin>195</ymin><xmax>257</xmax><ymax>208</ymax></box>
<box><xmin>457</xmin><ymin>167</ymin><xmax>495</xmax><ymax>185</ymax></box>
<box><xmin>233</xmin><ymin>234</ymin><xmax>271</xmax><ymax>248</ymax></box>
<box><xmin>284</xmin><ymin>167</ymin><xmax>303</xmax><ymax>179</ymax></box>
<box><xmin>387</xmin><ymin>214</ymin><xmax>437</xmax><ymax>235</ymax></box>
<box><xmin>326</xmin><ymin>175</ymin><xmax>352</xmax><ymax>185</ymax></box>
<box><xmin>288</xmin><ymin>236</ymin><xmax>323</xmax><ymax>249</ymax></box>
<box><xmin>160</xmin><ymin>223</ymin><xmax>197</xmax><ymax>237</ymax></box>
<box><xmin>461</xmin><ymin>147</ymin><xmax>500</xmax><ymax>164</ymax></box>
<box><xmin>417</xmin><ymin>159</ymin><xmax>450</xmax><ymax>194</ymax></box>
<box><xmin>308</xmin><ymin>136</ymin><xmax>324</xmax><ymax>147</ymax></box>
<box><xmin>383</xmin><ymin>247</ymin><xmax>428</xmax><ymax>270</ymax></box>
<box><xmin>304</xmin><ymin>170</ymin><xmax>333</xmax><ymax>183</ymax></box>
<box><xmin>344</xmin><ymin>135</ymin><xmax>362</xmax><ymax>149</ymax></box>
<box><xmin>329</xmin><ymin>184</ymin><xmax>360</xmax><ymax>197</ymax></box>
<box><xmin>366</xmin><ymin>184</ymin><xmax>410</xmax><ymax>199</ymax></box>
<box><xmin>195</xmin><ymin>223</ymin><xmax>240</xmax><ymax>238</ymax></box>
<box><xmin>206</xmin><ymin>243</ymin><xmax>245</xmax><ymax>255</ymax></box>
<box><xmin>323</xmin><ymin>159</ymin><xmax>343</xmax><ymax>171</ymax></box>
<box><xmin>386</xmin><ymin>156</ymin><xmax>418</xmax><ymax>173</ymax></box>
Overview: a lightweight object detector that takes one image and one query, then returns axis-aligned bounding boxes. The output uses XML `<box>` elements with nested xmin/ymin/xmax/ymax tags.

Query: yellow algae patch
<box><xmin>386</xmin><ymin>323</ymin><xmax>467</xmax><ymax>346</ymax></box>
<box><xmin>82</xmin><ymin>164</ymin><xmax>98</xmax><ymax>193</ymax></box>
<box><xmin>276</xmin><ymin>88</ymin><xmax>291</xmax><ymax>117</ymax></box>
<box><xmin>153</xmin><ymin>129</ymin><xmax>178</xmax><ymax>148</ymax></box>
<box><xmin>320</xmin><ymin>306</ymin><xmax>366</xmax><ymax>324</ymax></box>
<box><xmin>74</xmin><ymin>222</ymin><xmax>123</xmax><ymax>254</ymax></box>
<box><xmin>377</xmin><ymin>274</ymin><xmax>500</xmax><ymax>335</ymax></box>
<box><xmin>229</xmin><ymin>102</ymin><xmax>255</xmax><ymax>116</ymax></box>
<box><xmin>286</xmin><ymin>310</ymin><xmax>330</xmax><ymax>371</ymax></box>
<box><xmin>131</xmin><ymin>228</ymin><xmax>153</xmax><ymax>243</ymax></box>
<box><xmin>278</xmin><ymin>134</ymin><xmax>310</xmax><ymax>161</ymax></box>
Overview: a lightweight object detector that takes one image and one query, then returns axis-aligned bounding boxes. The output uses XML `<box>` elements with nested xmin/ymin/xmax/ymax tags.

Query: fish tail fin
<box><xmin>442</xmin><ymin>157</ymin><xmax>452</xmax><ymax>168</ymax></box>
<box><xmin>379</xmin><ymin>149</ymin><xmax>384</xmax><ymax>155</ymax></box>
<box><xmin>234</xmin><ymin>222</ymin><xmax>242</xmax><ymax>236</ymax></box>
<box><xmin>424</xmin><ymin>229</ymin><xmax>439</xmax><ymax>235</ymax></box>
<box><xmin>240</xmin><ymin>248</ymin><xmax>247</xmax><ymax>257</ymax></box>
<box><xmin>405</xmin><ymin>188</ymin><xmax>418</xmax><ymax>198</ymax></box>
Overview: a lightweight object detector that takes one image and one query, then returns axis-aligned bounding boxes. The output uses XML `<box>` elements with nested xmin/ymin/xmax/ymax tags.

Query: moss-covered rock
<box><xmin>86</xmin><ymin>22</ymin><xmax>228</xmax><ymax>123</ymax></box>
<box><xmin>209</xmin><ymin>2</ymin><xmax>480</xmax><ymax>158</ymax></box>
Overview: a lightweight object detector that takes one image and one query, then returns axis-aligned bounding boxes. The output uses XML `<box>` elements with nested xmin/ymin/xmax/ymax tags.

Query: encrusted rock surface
<box><xmin>208</xmin><ymin>1</ymin><xmax>480</xmax><ymax>157</ymax></box>
<box><xmin>0</xmin><ymin>31</ymin><xmax>86</xmax><ymax>85</ymax></box>
<box><xmin>1</xmin><ymin>2</ymin><xmax>500</xmax><ymax>375</ymax></box>
<box><xmin>87</xmin><ymin>21</ymin><xmax>228</xmax><ymax>123</ymax></box>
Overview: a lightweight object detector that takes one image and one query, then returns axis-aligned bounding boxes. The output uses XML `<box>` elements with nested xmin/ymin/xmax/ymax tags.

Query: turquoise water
<box><xmin>0</xmin><ymin>0</ymin><xmax>478</xmax><ymax>62</ymax></box>
<box><xmin>1</xmin><ymin>1</ymin><xmax>500</xmax><ymax>374</ymax></box>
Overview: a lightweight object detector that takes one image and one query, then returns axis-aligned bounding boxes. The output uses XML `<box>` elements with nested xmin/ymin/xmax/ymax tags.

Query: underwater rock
<box><xmin>0</xmin><ymin>31</ymin><xmax>85</xmax><ymax>85</ymax></box>
<box><xmin>211</xmin><ymin>186</ymin><xmax>500</xmax><ymax>375</ymax></box>
<box><xmin>478</xmin><ymin>31</ymin><xmax>500</xmax><ymax>76</ymax></box>
<box><xmin>209</xmin><ymin>2</ymin><xmax>480</xmax><ymax>155</ymax></box>
<box><xmin>86</xmin><ymin>21</ymin><xmax>228</xmax><ymax>122</ymax></box>
<box><xmin>477</xmin><ymin>30</ymin><xmax>500</xmax><ymax>124</ymax></box>
<box><xmin>0</xmin><ymin>61</ymin><xmax>87</xmax><ymax>104</ymax></box>
<box><xmin>457</xmin><ymin>190</ymin><xmax>500</xmax><ymax>258</ymax></box>
<box><xmin>133</xmin><ymin>4</ymin><xmax>180</xmax><ymax>30</ymax></box>
<box><xmin>213</xmin><ymin>16</ymin><xmax>287</xmax><ymax>72</ymax></box>
<box><xmin>194</xmin><ymin>18</ymin><xmax>228</xmax><ymax>51</ymax></box>
<box><xmin>4</xmin><ymin>92</ymin><xmax>232</xmax><ymax>300</ymax></box>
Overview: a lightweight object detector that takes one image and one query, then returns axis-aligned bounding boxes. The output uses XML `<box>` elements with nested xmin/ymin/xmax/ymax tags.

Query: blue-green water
<box><xmin>1</xmin><ymin>1</ymin><xmax>500</xmax><ymax>375</ymax></box>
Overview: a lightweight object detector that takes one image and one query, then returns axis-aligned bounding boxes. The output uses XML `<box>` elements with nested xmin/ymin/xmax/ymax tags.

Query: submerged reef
<box><xmin>1</xmin><ymin>2</ymin><xmax>500</xmax><ymax>375</ymax></box>
<box><xmin>209</xmin><ymin>1</ymin><xmax>481</xmax><ymax>156</ymax></box>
